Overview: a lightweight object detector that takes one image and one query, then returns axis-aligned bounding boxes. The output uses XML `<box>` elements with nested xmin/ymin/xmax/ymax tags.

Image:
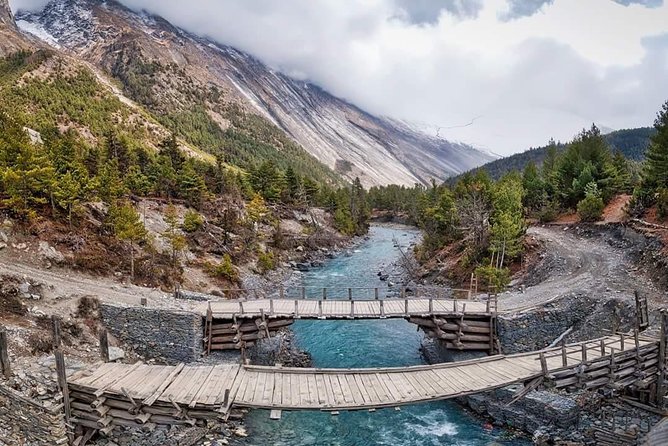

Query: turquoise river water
<box><xmin>240</xmin><ymin>225</ymin><xmax>528</xmax><ymax>446</ymax></box>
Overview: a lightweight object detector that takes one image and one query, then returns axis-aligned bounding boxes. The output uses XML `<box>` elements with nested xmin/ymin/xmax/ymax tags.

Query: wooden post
<box><xmin>453</xmin><ymin>300</ymin><xmax>458</xmax><ymax>313</ymax></box>
<box><xmin>350</xmin><ymin>300</ymin><xmax>355</xmax><ymax>318</ymax></box>
<box><xmin>404</xmin><ymin>299</ymin><xmax>409</xmax><ymax>316</ymax></box>
<box><xmin>561</xmin><ymin>343</ymin><xmax>568</xmax><ymax>367</ymax></box>
<box><xmin>301</xmin><ymin>287</ymin><xmax>306</xmax><ymax>300</ymax></box>
<box><xmin>269</xmin><ymin>299</ymin><xmax>274</xmax><ymax>316</ymax></box>
<box><xmin>239</xmin><ymin>301</ymin><xmax>244</xmax><ymax>315</ymax></box>
<box><xmin>581</xmin><ymin>343</ymin><xmax>588</xmax><ymax>363</ymax></box>
<box><xmin>52</xmin><ymin>315</ymin><xmax>62</xmax><ymax>351</ymax></box>
<box><xmin>539</xmin><ymin>352</ymin><xmax>548</xmax><ymax>376</ymax></box>
<box><xmin>0</xmin><ymin>327</ymin><xmax>10</xmax><ymax>379</ymax></box>
<box><xmin>600</xmin><ymin>339</ymin><xmax>606</xmax><ymax>356</ymax></box>
<box><xmin>223</xmin><ymin>389</ymin><xmax>230</xmax><ymax>408</ymax></box>
<box><xmin>486</xmin><ymin>299</ymin><xmax>490</xmax><ymax>313</ymax></box>
<box><xmin>429</xmin><ymin>298</ymin><xmax>433</xmax><ymax>313</ymax></box>
<box><xmin>323</xmin><ymin>288</ymin><xmax>327</xmax><ymax>300</ymax></box>
<box><xmin>54</xmin><ymin>349</ymin><xmax>72</xmax><ymax>427</ymax></box>
<box><xmin>294</xmin><ymin>300</ymin><xmax>299</xmax><ymax>317</ymax></box>
<box><xmin>280</xmin><ymin>286</ymin><xmax>285</xmax><ymax>300</ymax></box>
<box><xmin>348</xmin><ymin>288</ymin><xmax>353</xmax><ymax>300</ymax></box>
<box><xmin>415</xmin><ymin>287</ymin><xmax>419</xmax><ymax>298</ymax></box>
<box><xmin>206</xmin><ymin>304</ymin><xmax>213</xmax><ymax>356</ymax></box>
<box><xmin>657</xmin><ymin>310</ymin><xmax>668</xmax><ymax>407</ymax></box>
<box><xmin>318</xmin><ymin>300</ymin><xmax>323</xmax><ymax>318</ymax></box>
<box><xmin>99</xmin><ymin>328</ymin><xmax>110</xmax><ymax>362</ymax></box>
<box><xmin>380</xmin><ymin>300</ymin><xmax>385</xmax><ymax>317</ymax></box>
<box><xmin>620</xmin><ymin>333</ymin><xmax>625</xmax><ymax>351</ymax></box>
<box><xmin>375</xmin><ymin>288</ymin><xmax>379</xmax><ymax>300</ymax></box>
<box><xmin>610</xmin><ymin>348</ymin><xmax>616</xmax><ymax>380</ymax></box>
<box><xmin>401</xmin><ymin>287</ymin><xmax>406</xmax><ymax>299</ymax></box>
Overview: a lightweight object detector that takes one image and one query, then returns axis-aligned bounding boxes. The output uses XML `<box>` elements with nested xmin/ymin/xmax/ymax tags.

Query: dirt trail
<box><xmin>500</xmin><ymin>225</ymin><xmax>665</xmax><ymax>313</ymax></box>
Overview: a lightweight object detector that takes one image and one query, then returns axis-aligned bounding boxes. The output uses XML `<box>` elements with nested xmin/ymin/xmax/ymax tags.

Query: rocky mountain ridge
<box><xmin>12</xmin><ymin>0</ymin><xmax>494</xmax><ymax>187</ymax></box>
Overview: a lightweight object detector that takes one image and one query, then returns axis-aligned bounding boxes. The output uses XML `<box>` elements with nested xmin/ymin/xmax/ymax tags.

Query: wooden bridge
<box><xmin>67</xmin><ymin>334</ymin><xmax>660</xmax><ymax>432</ymax></box>
<box><xmin>202</xmin><ymin>289</ymin><xmax>497</xmax><ymax>353</ymax></box>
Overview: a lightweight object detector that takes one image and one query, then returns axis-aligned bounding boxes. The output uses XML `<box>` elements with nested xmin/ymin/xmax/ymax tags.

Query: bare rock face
<box><xmin>15</xmin><ymin>0</ymin><xmax>495</xmax><ymax>187</ymax></box>
<box><xmin>0</xmin><ymin>0</ymin><xmax>14</xmax><ymax>28</ymax></box>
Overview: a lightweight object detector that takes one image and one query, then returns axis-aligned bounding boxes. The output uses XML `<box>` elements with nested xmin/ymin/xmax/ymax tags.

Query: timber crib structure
<box><xmin>201</xmin><ymin>285</ymin><xmax>499</xmax><ymax>354</ymax></box>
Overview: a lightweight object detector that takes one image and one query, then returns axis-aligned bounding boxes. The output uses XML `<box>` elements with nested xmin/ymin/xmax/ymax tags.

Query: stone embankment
<box><xmin>0</xmin><ymin>383</ymin><xmax>68</xmax><ymax>445</ymax></box>
<box><xmin>100</xmin><ymin>303</ymin><xmax>203</xmax><ymax>363</ymax></box>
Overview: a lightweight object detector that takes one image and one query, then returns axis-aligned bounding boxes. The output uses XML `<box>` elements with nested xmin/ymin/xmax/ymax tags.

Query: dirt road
<box><xmin>500</xmin><ymin>225</ymin><xmax>665</xmax><ymax>314</ymax></box>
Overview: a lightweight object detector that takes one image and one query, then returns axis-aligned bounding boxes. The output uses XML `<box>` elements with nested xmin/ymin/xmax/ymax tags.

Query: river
<box><xmin>239</xmin><ymin>225</ymin><xmax>527</xmax><ymax>446</ymax></box>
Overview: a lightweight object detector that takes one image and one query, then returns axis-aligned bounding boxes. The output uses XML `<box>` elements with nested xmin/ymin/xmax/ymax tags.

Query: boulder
<box><xmin>38</xmin><ymin>241</ymin><xmax>65</xmax><ymax>265</ymax></box>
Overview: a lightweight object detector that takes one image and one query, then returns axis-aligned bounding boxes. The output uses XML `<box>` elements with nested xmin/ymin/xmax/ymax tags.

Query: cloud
<box><xmin>499</xmin><ymin>0</ymin><xmax>554</xmax><ymax>21</ymax></box>
<box><xmin>8</xmin><ymin>0</ymin><xmax>48</xmax><ymax>13</ymax></box>
<box><xmin>393</xmin><ymin>0</ymin><xmax>484</xmax><ymax>24</ymax></box>
<box><xmin>7</xmin><ymin>0</ymin><xmax>668</xmax><ymax>155</ymax></box>
<box><xmin>613</xmin><ymin>0</ymin><xmax>663</xmax><ymax>7</ymax></box>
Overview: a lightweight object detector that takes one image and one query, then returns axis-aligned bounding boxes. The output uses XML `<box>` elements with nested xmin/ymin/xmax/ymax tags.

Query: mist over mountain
<box><xmin>6</xmin><ymin>0</ymin><xmax>494</xmax><ymax>187</ymax></box>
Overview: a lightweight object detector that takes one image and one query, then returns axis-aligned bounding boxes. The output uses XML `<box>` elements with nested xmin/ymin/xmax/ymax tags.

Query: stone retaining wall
<box><xmin>0</xmin><ymin>384</ymin><xmax>68</xmax><ymax>446</ymax></box>
<box><xmin>100</xmin><ymin>304</ymin><xmax>203</xmax><ymax>363</ymax></box>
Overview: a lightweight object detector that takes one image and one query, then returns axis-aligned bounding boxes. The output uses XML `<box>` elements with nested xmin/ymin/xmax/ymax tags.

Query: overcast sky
<box><xmin>10</xmin><ymin>0</ymin><xmax>668</xmax><ymax>155</ymax></box>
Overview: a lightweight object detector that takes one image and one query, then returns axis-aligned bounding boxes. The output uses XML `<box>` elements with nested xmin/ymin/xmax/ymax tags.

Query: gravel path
<box><xmin>500</xmin><ymin>225</ymin><xmax>665</xmax><ymax>313</ymax></box>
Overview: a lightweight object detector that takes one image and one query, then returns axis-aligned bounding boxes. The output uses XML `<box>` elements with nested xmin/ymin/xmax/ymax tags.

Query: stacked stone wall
<box><xmin>100</xmin><ymin>304</ymin><xmax>203</xmax><ymax>363</ymax></box>
<box><xmin>0</xmin><ymin>384</ymin><xmax>67</xmax><ymax>446</ymax></box>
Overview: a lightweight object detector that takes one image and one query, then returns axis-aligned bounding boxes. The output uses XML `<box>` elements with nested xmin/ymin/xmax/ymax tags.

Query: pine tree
<box><xmin>643</xmin><ymin>100</ymin><xmax>668</xmax><ymax>190</ymax></box>
<box><xmin>163</xmin><ymin>204</ymin><xmax>186</xmax><ymax>268</ymax></box>
<box><xmin>109</xmin><ymin>201</ymin><xmax>147</xmax><ymax>280</ymax></box>
<box><xmin>159</xmin><ymin>133</ymin><xmax>184</xmax><ymax>171</ymax></box>
<box><xmin>54</xmin><ymin>171</ymin><xmax>83</xmax><ymax>228</ymax></box>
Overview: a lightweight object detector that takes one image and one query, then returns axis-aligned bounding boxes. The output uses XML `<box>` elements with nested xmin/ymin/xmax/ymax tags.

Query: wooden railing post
<box><xmin>404</xmin><ymin>299</ymin><xmax>409</xmax><ymax>316</ymax></box>
<box><xmin>374</xmin><ymin>288</ymin><xmax>379</xmax><ymax>300</ymax></box>
<box><xmin>620</xmin><ymin>333</ymin><xmax>625</xmax><ymax>351</ymax></box>
<box><xmin>301</xmin><ymin>287</ymin><xmax>306</xmax><ymax>300</ymax></box>
<box><xmin>239</xmin><ymin>301</ymin><xmax>244</xmax><ymax>315</ymax></box>
<box><xmin>600</xmin><ymin>339</ymin><xmax>606</xmax><ymax>356</ymax></box>
<box><xmin>0</xmin><ymin>327</ymin><xmax>10</xmax><ymax>379</ymax></box>
<box><xmin>539</xmin><ymin>352</ymin><xmax>548</xmax><ymax>376</ymax></box>
<box><xmin>99</xmin><ymin>328</ymin><xmax>110</xmax><ymax>362</ymax></box>
<box><xmin>401</xmin><ymin>287</ymin><xmax>406</xmax><ymax>300</ymax></box>
<box><xmin>348</xmin><ymin>288</ymin><xmax>353</xmax><ymax>300</ymax></box>
<box><xmin>323</xmin><ymin>288</ymin><xmax>327</xmax><ymax>300</ymax></box>
<box><xmin>318</xmin><ymin>300</ymin><xmax>323</xmax><ymax>318</ymax></box>
<box><xmin>269</xmin><ymin>299</ymin><xmax>275</xmax><ymax>316</ymax></box>
<box><xmin>429</xmin><ymin>297</ymin><xmax>433</xmax><ymax>313</ymax></box>
<box><xmin>280</xmin><ymin>286</ymin><xmax>285</xmax><ymax>300</ymax></box>
<box><xmin>350</xmin><ymin>300</ymin><xmax>355</xmax><ymax>318</ymax></box>
<box><xmin>380</xmin><ymin>300</ymin><xmax>385</xmax><ymax>317</ymax></box>
<box><xmin>561</xmin><ymin>343</ymin><xmax>567</xmax><ymax>367</ymax></box>
<box><xmin>294</xmin><ymin>300</ymin><xmax>299</xmax><ymax>317</ymax></box>
<box><xmin>581</xmin><ymin>343</ymin><xmax>588</xmax><ymax>363</ymax></box>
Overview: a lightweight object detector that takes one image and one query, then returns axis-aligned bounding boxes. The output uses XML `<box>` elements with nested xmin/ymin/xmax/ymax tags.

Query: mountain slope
<box><xmin>451</xmin><ymin>127</ymin><xmax>654</xmax><ymax>182</ymax></box>
<box><xmin>14</xmin><ymin>0</ymin><xmax>493</xmax><ymax>187</ymax></box>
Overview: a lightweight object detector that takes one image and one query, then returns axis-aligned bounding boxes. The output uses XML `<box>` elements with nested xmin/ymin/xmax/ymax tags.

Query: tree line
<box><xmin>368</xmin><ymin>99</ymin><xmax>668</xmax><ymax>289</ymax></box>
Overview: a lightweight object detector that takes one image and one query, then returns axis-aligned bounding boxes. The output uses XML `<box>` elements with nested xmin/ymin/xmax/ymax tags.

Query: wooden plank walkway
<box><xmin>68</xmin><ymin>335</ymin><xmax>656</xmax><ymax>414</ymax></box>
<box><xmin>207</xmin><ymin>298</ymin><xmax>491</xmax><ymax>319</ymax></box>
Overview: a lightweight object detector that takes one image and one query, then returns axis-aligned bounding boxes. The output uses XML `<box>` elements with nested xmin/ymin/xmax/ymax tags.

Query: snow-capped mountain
<box><xmin>11</xmin><ymin>0</ymin><xmax>495</xmax><ymax>186</ymax></box>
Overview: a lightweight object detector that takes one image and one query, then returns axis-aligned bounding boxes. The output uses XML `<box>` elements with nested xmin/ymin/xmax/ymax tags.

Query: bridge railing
<box><xmin>178</xmin><ymin>284</ymin><xmax>485</xmax><ymax>302</ymax></box>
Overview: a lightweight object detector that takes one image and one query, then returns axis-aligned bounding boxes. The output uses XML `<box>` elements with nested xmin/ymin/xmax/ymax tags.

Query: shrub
<box><xmin>182</xmin><ymin>209</ymin><xmax>204</xmax><ymax>232</ymax></box>
<box><xmin>257</xmin><ymin>251</ymin><xmax>276</xmax><ymax>274</ymax></box>
<box><xmin>577</xmin><ymin>182</ymin><xmax>605</xmax><ymax>222</ymax></box>
<box><xmin>205</xmin><ymin>254</ymin><xmax>239</xmax><ymax>283</ymax></box>
<box><xmin>537</xmin><ymin>201</ymin><xmax>559</xmax><ymax>223</ymax></box>
<box><xmin>474</xmin><ymin>265</ymin><xmax>511</xmax><ymax>292</ymax></box>
<box><xmin>577</xmin><ymin>196</ymin><xmax>605</xmax><ymax>222</ymax></box>
<box><xmin>658</xmin><ymin>188</ymin><xmax>668</xmax><ymax>221</ymax></box>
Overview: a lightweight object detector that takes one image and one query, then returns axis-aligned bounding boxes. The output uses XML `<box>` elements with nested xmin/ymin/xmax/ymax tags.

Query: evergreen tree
<box><xmin>522</xmin><ymin>161</ymin><xmax>545</xmax><ymax>211</ymax></box>
<box><xmin>109</xmin><ymin>201</ymin><xmax>147</xmax><ymax>280</ymax></box>
<box><xmin>159</xmin><ymin>133</ymin><xmax>184</xmax><ymax>171</ymax></box>
<box><xmin>54</xmin><ymin>171</ymin><xmax>83</xmax><ymax>227</ymax></box>
<box><xmin>163</xmin><ymin>204</ymin><xmax>186</xmax><ymax>268</ymax></box>
<box><xmin>643</xmin><ymin>100</ymin><xmax>668</xmax><ymax>190</ymax></box>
